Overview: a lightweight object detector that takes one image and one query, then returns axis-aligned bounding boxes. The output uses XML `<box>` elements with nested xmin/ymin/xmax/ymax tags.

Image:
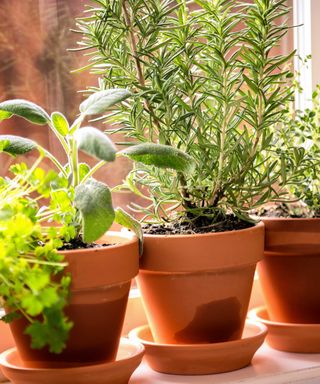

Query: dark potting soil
<box><xmin>255</xmin><ymin>203</ymin><xmax>315</xmax><ymax>219</ymax></box>
<box><xmin>142</xmin><ymin>214</ymin><xmax>254</xmax><ymax>236</ymax></box>
<box><xmin>58</xmin><ymin>237</ymin><xmax>111</xmax><ymax>251</ymax></box>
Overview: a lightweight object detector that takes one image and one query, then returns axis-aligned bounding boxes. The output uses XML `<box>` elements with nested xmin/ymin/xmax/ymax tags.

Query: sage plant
<box><xmin>0</xmin><ymin>90</ymin><xmax>192</xmax><ymax>241</ymax></box>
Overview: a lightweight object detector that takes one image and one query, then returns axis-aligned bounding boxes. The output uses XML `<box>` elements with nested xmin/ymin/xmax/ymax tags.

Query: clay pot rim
<box><xmin>129</xmin><ymin>320</ymin><xmax>267</xmax><ymax>349</ymax></box>
<box><xmin>143</xmin><ymin>221</ymin><xmax>264</xmax><ymax>239</ymax></box>
<box><xmin>140</xmin><ymin>221</ymin><xmax>264</xmax><ymax>271</ymax></box>
<box><xmin>59</xmin><ymin>231</ymin><xmax>137</xmax><ymax>255</ymax></box>
<box><xmin>249</xmin><ymin>306</ymin><xmax>320</xmax><ymax>328</ymax></box>
<box><xmin>0</xmin><ymin>338</ymin><xmax>144</xmax><ymax>372</ymax></box>
<box><xmin>261</xmin><ymin>217</ymin><xmax>320</xmax><ymax>223</ymax></box>
<box><xmin>59</xmin><ymin>230</ymin><xmax>139</xmax><ymax>288</ymax></box>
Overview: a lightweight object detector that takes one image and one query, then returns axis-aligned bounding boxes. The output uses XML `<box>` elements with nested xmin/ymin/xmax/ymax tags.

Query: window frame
<box><xmin>294</xmin><ymin>0</ymin><xmax>320</xmax><ymax>109</ymax></box>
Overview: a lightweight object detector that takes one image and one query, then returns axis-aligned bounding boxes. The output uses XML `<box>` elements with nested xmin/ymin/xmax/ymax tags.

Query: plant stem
<box><xmin>210</xmin><ymin>76</ymin><xmax>228</xmax><ymax>207</ymax></box>
<box><xmin>21</xmin><ymin>258</ymin><xmax>68</xmax><ymax>267</ymax></box>
<box><xmin>8</xmin><ymin>155</ymin><xmax>44</xmax><ymax>192</ymax></box>
<box><xmin>121</xmin><ymin>1</ymin><xmax>162</xmax><ymax>138</ymax></box>
<box><xmin>70</xmin><ymin>138</ymin><xmax>79</xmax><ymax>187</ymax></box>
<box><xmin>81</xmin><ymin>160</ymin><xmax>106</xmax><ymax>183</ymax></box>
<box><xmin>38</xmin><ymin>146</ymin><xmax>67</xmax><ymax>176</ymax></box>
<box><xmin>178</xmin><ymin>173</ymin><xmax>194</xmax><ymax>210</ymax></box>
<box><xmin>48</xmin><ymin>123</ymin><xmax>69</xmax><ymax>155</ymax></box>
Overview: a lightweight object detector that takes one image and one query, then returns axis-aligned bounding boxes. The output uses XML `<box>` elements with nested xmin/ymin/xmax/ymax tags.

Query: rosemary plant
<box><xmin>76</xmin><ymin>0</ymin><xmax>298</xmax><ymax>228</ymax></box>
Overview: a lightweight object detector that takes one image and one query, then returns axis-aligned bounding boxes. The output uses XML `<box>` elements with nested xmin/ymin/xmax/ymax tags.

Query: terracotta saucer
<box><xmin>249</xmin><ymin>306</ymin><xmax>320</xmax><ymax>353</ymax></box>
<box><xmin>0</xmin><ymin>338</ymin><xmax>144</xmax><ymax>384</ymax></box>
<box><xmin>128</xmin><ymin>320</ymin><xmax>267</xmax><ymax>375</ymax></box>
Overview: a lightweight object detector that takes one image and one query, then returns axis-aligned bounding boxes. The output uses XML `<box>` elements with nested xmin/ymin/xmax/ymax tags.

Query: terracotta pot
<box><xmin>137</xmin><ymin>223</ymin><xmax>264</xmax><ymax>344</ymax></box>
<box><xmin>0</xmin><ymin>311</ymin><xmax>15</xmax><ymax>382</ymax></box>
<box><xmin>0</xmin><ymin>311</ymin><xmax>15</xmax><ymax>354</ymax></box>
<box><xmin>258</xmin><ymin>218</ymin><xmax>320</xmax><ymax>323</ymax></box>
<box><xmin>8</xmin><ymin>232</ymin><xmax>139</xmax><ymax>367</ymax></box>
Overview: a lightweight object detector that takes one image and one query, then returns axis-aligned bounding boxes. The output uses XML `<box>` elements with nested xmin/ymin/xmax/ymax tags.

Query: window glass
<box><xmin>0</xmin><ymin>0</ymin><xmax>293</xmax><ymax>208</ymax></box>
<box><xmin>0</xmin><ymin>0</ymin><xmax>134</xmax><ymax>210</ymax></box>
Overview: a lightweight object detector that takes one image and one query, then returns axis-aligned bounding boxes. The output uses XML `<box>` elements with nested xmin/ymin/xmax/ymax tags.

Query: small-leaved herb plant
<box><xmin>0</xmin><ymin>90</ymin><xmax>192</xmax><ymax>352</ymax></box>
<box><xmin>76</xmin><ymin>0</ymin><xmax>301</xmax><ymax>230</ymax></box>
<box><xmin>274</xmin><ymin>85</ymin><xmax>320</xmax><ymax>217</ymax></box>
<box><xmin>0</xmin><ymin>167</ymin><xmax>73</xmax><ymax>353</ymax></box>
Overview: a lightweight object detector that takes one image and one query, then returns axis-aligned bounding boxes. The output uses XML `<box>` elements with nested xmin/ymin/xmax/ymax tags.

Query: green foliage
<box><xmin>274</xmin><ymin>85</ymin><xmax>320</xmax><ymax>216</ymax></box>
<box><xmin>75</xmin><ymin>127</ymin><xmax>116</xmax><ymax>161</ymax></box>
<box><xmin>120</xmin><ymin>143</ymin><xmax>196</xmax><ymax>173</ymax></box>
<box><xmin>80</xmin><ymin>89</ymin><xmax>132</xmax><ymax>115</ymax></box>
<box><xmin>0</xmin><ymin>91</ymin><xmax>191</xmax><ymax>239</ymax></box>
<box><xmin>0</xmin><ymin>90</ymin><xmax>173</xmax><ymax>242</ymax></box>
<box><xmin>77</xmin><ymin>0</ymin><xmax>298</xmax><ymax>224</ymax></box>
<box><xmin>0</xmin><ymin>99</ymin><xmax>50</xmax><ymax>125</ymax></box>
<box><xmin>0</xmin><ymin>135</ymin><xmax>36</xmax><ymax>156</ymax></box>
<box><xmin>114</xmin><ymin>207</ymin><xmax>143</xmax><ymax>254</ymax></box>
<box><xmin>51</xmin><ymin>112</ymin><xmax>70</xmax><ymax>136</ymax></box>
<box><xmin>75</xmin><ymin>179</ymin><xmax>115</xmax><ymax>242</ymax></box>
<box><xmin>0</xmin><ymin>168</ymin><xmax>72</xmax><ymax>353</ymax></box>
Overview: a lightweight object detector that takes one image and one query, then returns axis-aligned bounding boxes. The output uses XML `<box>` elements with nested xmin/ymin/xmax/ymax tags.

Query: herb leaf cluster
<box><xmin>275</xmin><ymin>85</ymin><xmax>320</xmax><ymax>216</ymax></box>
<box><xmin>0</xmin><ymin>90</ymin><xmax>191</xmax><ymax>242</ymax></box>
<box><xmin>0</xmin><ymin>167</ymin><xmax>72</xmax><ymax>353</ymax></box>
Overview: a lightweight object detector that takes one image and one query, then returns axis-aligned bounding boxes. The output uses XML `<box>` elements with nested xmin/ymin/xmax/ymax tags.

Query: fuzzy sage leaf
<box><xmin>51</xmin><ymin>112</ymin><xmax>69</xmax><ymax>136</ymax></box>
<box><xmin>114</xmin><ymin>207</ymin><xmax>143</xmax><ymax>255</ymax></box>
<box><xmin>0</xmin><ymin>135</ymin><xmax>36</xmax><ymax>156</ymax></box>
<box><xmin>0</xmin><ymin>99</ymin><xmax>50</xmax><ymax>125</ymax></box>
<box><xmin>79</xmin><ymin>89</ymin><xmax>132</xmax><ymax>116</ymax></box>
<box><xmin>120</xmin><ymin>143</ymin><xmax>196</xmax><ymax>174</ymax></box>
<box><xmin>75</xmin><ymin>127</ymin><xmax>116</xmax><ymax>161</ymax></box>
<box><xmin>75</xmin><ymin>179</ymin><xmax>115</xmax><ymax>243</ymax></box>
